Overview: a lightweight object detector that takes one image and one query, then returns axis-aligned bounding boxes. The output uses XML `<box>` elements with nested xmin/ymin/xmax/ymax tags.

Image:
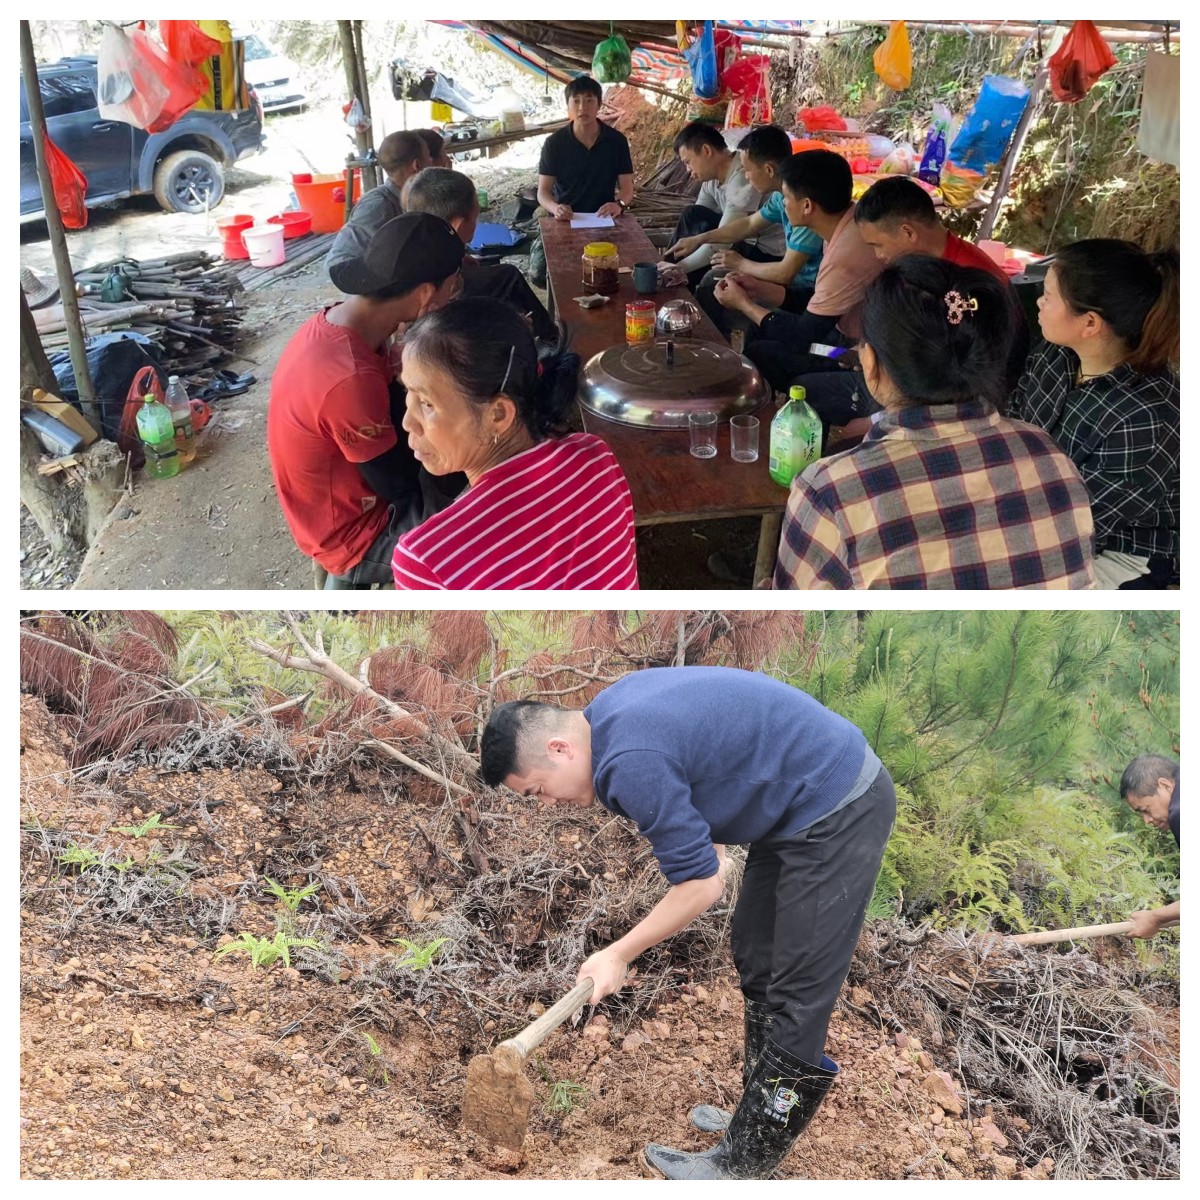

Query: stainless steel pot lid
<box><xmin>577</xmin><ymin>339</ymin><xmax>771</xmax><ymax>428</ymax></box>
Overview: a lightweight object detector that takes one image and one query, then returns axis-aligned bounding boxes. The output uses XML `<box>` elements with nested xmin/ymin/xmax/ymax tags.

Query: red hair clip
<box><xmin>944</xmin><ymin>290</ymin><xmax>979</xmax><ymax>325</ymax></box>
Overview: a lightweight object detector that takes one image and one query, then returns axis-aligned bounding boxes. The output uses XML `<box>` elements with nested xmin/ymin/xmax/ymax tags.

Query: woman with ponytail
<box><xmin>391</xmin><ymin>297</ymin><xmax>638</xmax><ymax>589</ymax></box>
<box><xmin>1012</xmin><ymin>239</ymin><xmax>1179</xmax><ymax>588</ymax></box>
<box><xmin>776</xmin><ymin>256</ymin><xmax>1095</xmax><ymax>589</ymax></box>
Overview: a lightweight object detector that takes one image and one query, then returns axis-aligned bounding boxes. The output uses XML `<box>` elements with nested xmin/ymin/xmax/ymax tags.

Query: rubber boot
<box><xmin>644</xmin><ymin>1045</ymin><xmax>838</xmax><ymax>1180</ymax></box>
<box><xmin>688</xmin><ymin>996</ymin><xmax>775</xmax><ymax>1133</ymax></box>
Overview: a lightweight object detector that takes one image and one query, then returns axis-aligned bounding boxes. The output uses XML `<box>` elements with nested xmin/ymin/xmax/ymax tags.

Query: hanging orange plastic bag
<box><xmin>873</xmin><ymin>21</ymin><xmax>912</xmax><ymax>91</ymax></box>
<box><xmin>43</xmin><ymin>134</ymin><xmax>89</xmax><ymax>229</ymax></box>
<box><xmin>1048</xmin><ymin>20</ymin><xmax>1118</xmax><ymax>103</ymax></box>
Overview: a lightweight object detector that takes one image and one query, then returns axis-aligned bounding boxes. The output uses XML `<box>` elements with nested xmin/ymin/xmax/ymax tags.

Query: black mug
<box><xmin>632</xmin><ymin>262</ymin><xmax>658</xmax><ymax>294</ymax></box>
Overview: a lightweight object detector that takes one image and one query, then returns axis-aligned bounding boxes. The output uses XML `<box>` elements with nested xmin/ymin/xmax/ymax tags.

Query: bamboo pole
<box><xmin>822</xmin><ymin>20</ymin><xmax>1178</xmax><ymax>46</ymax></box>
<box><xmin>19</xmin><ymin>20</ymin><xmax>98</xmax><ymax>427</ymax></box>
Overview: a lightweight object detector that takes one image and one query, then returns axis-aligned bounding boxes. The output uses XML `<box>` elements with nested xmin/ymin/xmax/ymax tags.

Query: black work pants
<box><xmin>731</xmin><ymin>766</ymin><xmax>896</xmax><ymax>1064</ymax></box>
<box><xmin>672</xmin><ymin>204</ymin><xmax>780</xmax><ymax>293</ymax></box>
<box><xmin>461</xmin><ymin>259</ymin><xmax>556</xmax><ymax>343</ymax></box>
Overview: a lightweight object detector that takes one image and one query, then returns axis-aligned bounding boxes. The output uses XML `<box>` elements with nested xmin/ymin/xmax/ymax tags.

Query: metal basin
<box><xmin>577</xmin><ymin>339</ymin><xmax>771</xmax><ymax>428</ymax></box>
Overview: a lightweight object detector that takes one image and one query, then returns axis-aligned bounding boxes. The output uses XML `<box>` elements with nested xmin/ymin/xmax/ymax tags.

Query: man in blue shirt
<box><xmin>1120</xmin><ymin>754</ymin><xmax>1180</xmax><ymax>938</ymax></box>
<box><xmin>480</xmin><ymin>666</ymin><xmax>896</xmax><ymax>1180</ymax></box>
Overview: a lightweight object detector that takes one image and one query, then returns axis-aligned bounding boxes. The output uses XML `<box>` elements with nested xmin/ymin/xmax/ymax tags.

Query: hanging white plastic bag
<box><xmin>96</xmin><ymin>23</ymin><xmax>169</xmax><ymax>129</ymax></box>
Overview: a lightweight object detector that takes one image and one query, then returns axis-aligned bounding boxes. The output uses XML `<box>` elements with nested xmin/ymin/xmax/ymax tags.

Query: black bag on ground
<box><xmin>50</xmin><ymin>334</ymin><xmax>169</xmax><ymax>444</ymax></box>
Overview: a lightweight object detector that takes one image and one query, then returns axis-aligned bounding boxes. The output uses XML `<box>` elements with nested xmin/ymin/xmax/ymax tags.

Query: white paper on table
<box><xmin>569</xmin><ymin>213</ymin><xmax>616</xmax><ymax>229</ymax></box>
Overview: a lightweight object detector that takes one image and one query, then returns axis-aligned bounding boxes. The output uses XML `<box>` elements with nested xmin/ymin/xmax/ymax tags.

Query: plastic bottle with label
<box><xmin>137</xmin><ymin>392</ymin><xmax>181</xmax><ymax>479</ymax></box>
<box><xmin>165</xmin><ymin>375</ymin><xmax>196</xmax><ymax>464</ymax></box>
<box><xmin>768</xmin><ymin>384</ymin><xmax>823</xmax><ymax>488</ymax></box>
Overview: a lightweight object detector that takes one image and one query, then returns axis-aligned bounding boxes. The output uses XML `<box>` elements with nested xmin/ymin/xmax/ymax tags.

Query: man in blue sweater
<box><xmin>480</xmin><ymin>666</ymin><xmax>896</xmax><ymax>1180</ymax></box>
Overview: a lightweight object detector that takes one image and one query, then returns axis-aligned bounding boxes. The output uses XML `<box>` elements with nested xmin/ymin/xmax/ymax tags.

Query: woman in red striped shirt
<box><xmin>392</xmin><ymin>298</ymin><xmax>639</xmax><ymax>590</ymax></box>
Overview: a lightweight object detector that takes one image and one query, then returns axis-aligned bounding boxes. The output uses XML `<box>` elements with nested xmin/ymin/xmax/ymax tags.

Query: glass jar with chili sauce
<box><xmin>582</xmin><ymin>242</ymin><xmax>620</xmax><ymax>295</ymax></box>
<box><xmin>625</xmin><ymin>300</ymin><xmax>656</xmax><ymax>345</ymax></box>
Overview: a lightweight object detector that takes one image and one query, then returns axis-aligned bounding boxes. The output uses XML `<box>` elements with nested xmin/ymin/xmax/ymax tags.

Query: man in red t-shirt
<box><xmin>268</xmin><ymin>212</ymin><xmax>465</xmax><ymax>588</ymax></box>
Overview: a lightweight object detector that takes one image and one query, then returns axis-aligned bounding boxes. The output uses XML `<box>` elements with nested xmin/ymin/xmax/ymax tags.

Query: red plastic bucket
<box><xmin>293</xmin><ymin>172</ymin><xmax>362</xmax><ymax>233</ymax></box>
<box><xmin>268</xmin><ymin>210</ymin><xmax>314</xmax><ymax>239</ymax></box>
<box><xmin>216</xmin><ymin>212</ymin><xmax>254</xmax><ymax>260</ymax></box>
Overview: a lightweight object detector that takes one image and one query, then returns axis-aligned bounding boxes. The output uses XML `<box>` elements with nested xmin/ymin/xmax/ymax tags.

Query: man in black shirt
<box><xmin>537</xmin><ymin>75</ymin><xmax>634</xmax><ymax>220</ymax></box>
<box><xmin>1120</xmin><ymin>754</ymin><xmax>1180</xmax><ymax>937</ymax></box>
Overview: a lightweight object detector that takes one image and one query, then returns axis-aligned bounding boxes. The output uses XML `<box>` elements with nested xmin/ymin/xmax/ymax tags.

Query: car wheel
<box><xmin>153</xmin><ymin>150</ymin><xmax>226</xmax><ymax>214</ymax></box>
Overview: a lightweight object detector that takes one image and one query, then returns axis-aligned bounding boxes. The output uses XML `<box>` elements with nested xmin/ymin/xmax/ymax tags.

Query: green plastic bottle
<box><xmin>768</xmin><ymin>385</ymin><xmax>822</xmax><ymax>487</ymax></box>
<box><xmin>136</xmin><ymin>392</ymin><xmax>180</xmax><ymax>479</ymax></box>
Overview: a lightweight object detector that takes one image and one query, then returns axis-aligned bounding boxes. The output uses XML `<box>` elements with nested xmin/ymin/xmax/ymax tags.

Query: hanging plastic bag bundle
<box><xmin>43</xmin><ymin>135</ymin><xmax>89</xmax><ymax>229</ymax></box>
<box><xmin>947</xmin><ymin>75</ymin><xmax>1030</xmax><ymax>173</ymax></box>
<box><xmin>873</xmin><ymin>21</ymin><xmax>912</xmax><ymax>91</ymax></box>
<box><xmin>128</xmin><ymin>26</ymin><xmax>205</xmax><ymax>132</ymax></box>
<box><xmin>725</xmin><ymin>55</ymin><xmax>772</xmax><ymax>126</ymax></box>
<box><xmin>592</xmin><ymin>27</ymin><xmax>632</xmax><ymax>84</ymax></box>
<box><xmin>683</xmin><ymin>20</ymin><xmax>720</xmax><ymax>100</ymax></box>
<box><xmin>1048</xmin><ymin>20</ymin><xmax>1118</xmax><ymax>103</ymax></box>
<box><xmin>97</xmin><ymin>22</ymin><xmax>170</xmax><ymax>129</ymax></box>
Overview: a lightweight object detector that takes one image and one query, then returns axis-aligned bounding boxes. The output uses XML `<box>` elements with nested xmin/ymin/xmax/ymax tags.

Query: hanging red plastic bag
<box><xmin>159</xmin><ymin>19</ymin><xmax>222</xmax><ymax>66</ymax></box>
<box><xmin>725</xmin><ymin>55</ymin><xmax>772</xmax><ymax>127</ymax></box>
<box><xmin>43</xmin><ymin>134</ymin><xmax>89</xmax><ymax>229</ymax></box>
<box><xmin>96</xmin><ymin>23</ymin><xmax>169</xmax><ymax>129</ymax></box>
<box><xmin>1048</xmin><ymin>20</ymin><xmax>1118</xmax><ymax>103</ymax></box>
<box><xmin>128</xmin><ymin>28</ymin><xmax>205</xmax><ymax>132</ymax></box>
<box><xmin>711</xmin><ymin>27</ymin><xmax>741</xmax><ymax>95</ymax></box>
<box><xmin>798</xmin><ymin>105</ymin><xmax>847</xmax><ymax>132</ymax></box>
<box><xmin>873</xmin><ymin>21</ymin><xmax>912</xmax><ymax>91</ymax></box>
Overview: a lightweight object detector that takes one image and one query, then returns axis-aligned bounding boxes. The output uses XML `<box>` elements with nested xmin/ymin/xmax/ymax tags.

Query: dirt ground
<box><xmin>22</xmin><ymin>692</ymin><xmax>1077</xmax><ymax>1181</ymax></box>
<box><xmin>22</xmin><ymin>107</ymin><xmax>759</xmax><ymax>592</ymax></box>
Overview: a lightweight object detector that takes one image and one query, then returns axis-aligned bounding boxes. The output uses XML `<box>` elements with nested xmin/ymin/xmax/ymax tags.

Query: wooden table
<box><xmin>541</xmin><ymin>216</ymin><xmax>787</xmax><ymax>587</ymax></box>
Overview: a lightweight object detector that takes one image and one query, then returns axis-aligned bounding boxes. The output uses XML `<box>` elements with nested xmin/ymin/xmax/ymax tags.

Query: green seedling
<box><xmin>363</xmin><ymin>1032</ymin><xmax>390</xmax><ymax>1085</ymax></box>
<box><xmin>113</xmin><ymin>812</ymin><xmax>178</xmax><ymax>838</ymax></box>
<box><xmin>57</xmin><ymin>844</ymin><xmax>103</xmax><ymax>871</ymax></box>
<box><xmin>543</xmin><ymin>1079</ymin><xmax>586</xmax><ymax>1116</ymax></box>
<box><xmin>213</xmin><ymin>930</ymin><xmax>320</xmax><ymax>970</ymax></box>
<box><xmin>390</xmin><ymin>937</ymin><xmax>448</xmax><ymax>970</ymax></box>
<box><xmin>262</xmin><ymin>877</ymin><xmax>322</xmax><ymax>912</ymax></box>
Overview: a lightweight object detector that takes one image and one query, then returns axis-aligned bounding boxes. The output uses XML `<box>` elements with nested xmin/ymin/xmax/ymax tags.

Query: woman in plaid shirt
<box><xmin>775</xmin><ymin>256</ymin><xmax>1096</xmax><ymax>589</ymax></box>
<box><xmin>1011</xmin><ymin>240</ymin><xmax>1179</xmax><ymax>589</ymax></box>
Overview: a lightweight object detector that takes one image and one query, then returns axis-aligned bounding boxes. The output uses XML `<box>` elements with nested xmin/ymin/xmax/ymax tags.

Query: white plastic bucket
<box><xmin>242</xmin><ymin>223</ymin><xmax>286</xmax><ymax>268</ymax></box>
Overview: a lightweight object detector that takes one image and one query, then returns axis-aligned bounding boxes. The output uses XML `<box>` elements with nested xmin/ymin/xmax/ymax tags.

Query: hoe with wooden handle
<box><xmin>461</xmin><ymin>979</ymin><xmax>594</xmax><ymax>1150</ymax></box>
<box><xmin>1009</xmin><ymin>918</ymin><xmax>1176</xmax><ymax>946</ymax></box>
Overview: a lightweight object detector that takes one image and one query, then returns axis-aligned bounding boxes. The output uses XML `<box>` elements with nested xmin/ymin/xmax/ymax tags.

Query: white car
<box><xmin>240</xmin><ymin>33</ymin><xmax>306</xmax><ymax>113</ymax></box>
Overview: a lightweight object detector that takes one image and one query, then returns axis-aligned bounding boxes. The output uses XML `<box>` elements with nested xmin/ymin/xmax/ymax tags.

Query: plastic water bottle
<box><xmin>165</xmin><ymin>375</ymin><xmax>196</xmax><ymax>464</ymax></box>
<box><xmin>136</xmin><ymin>392</ymin><xmax>180</xmax><ymax>479</ymax></box>
<box><xmin>768</xmin><ymin>384</ymin><xmax>823</xmax><ymax>488</ymax></box>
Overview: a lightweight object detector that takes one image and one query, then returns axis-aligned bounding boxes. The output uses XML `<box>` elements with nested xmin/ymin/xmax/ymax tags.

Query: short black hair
<box><xmin>778</xmin><ymin>149</ymin><xmax>853</xmax><ymax>215</ymax></box>
<box><xmin>854</xmin><ymin>175</ymin><xmax>937</xmax><ymax>227</ymax></box>
<box><xmin>1119</xmin><ymin>754</ymin><xmax>1179</xmax><ymax>801</ymax></box>
<box><xmin>404</xmin><ymin>167</ymin><xmax>478</xmax><ymax>225</ymax></box>
<box><xmin>378</xmin><ymin>130</ymin><xmax>431</xmax><ymax>174</ymax></box>
<box><xmin>479</xmin><ymin>700</ymin><xmax>567</xmax><ymax>786</ymax></box>
<box><xmin>564</xmin><ymin>75</ymin><xmax>603</xmax><ymax>103</ymax></box>
<box><xmin>738</xmin><ymin>124</ymin><xmax>793</xmax><ymax>166</ymax></box>
<box><xmin>413</xmin><ymin>128</ymin><xmax>445</xmax><ymax>160</ymax></box>
<box><xmin>674</xmin><ymin>121</ymin><xmax>727</xmax><ymax>156</ymax></box>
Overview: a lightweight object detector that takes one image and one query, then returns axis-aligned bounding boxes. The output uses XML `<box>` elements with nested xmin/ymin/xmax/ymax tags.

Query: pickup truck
<box><xmin>20</xmin><ymin>55</ymin><xmax>265</xmax><ymax>221</ymax></box>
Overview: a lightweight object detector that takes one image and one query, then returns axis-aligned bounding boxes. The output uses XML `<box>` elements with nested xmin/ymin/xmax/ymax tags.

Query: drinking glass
<box><xmin>730</xmin><ymin>414</ymin><xmax>759</xmax><ymax>462</ymax></box>
<box><xmin>688</xmin><ymin>411</ymin><xmax>718</xmax><ymax>459</ymax></box>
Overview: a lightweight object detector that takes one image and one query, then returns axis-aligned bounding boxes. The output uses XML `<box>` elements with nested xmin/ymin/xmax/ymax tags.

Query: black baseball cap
<box><xmin>329</xmin><ymin>211</ymin><xmax>465</xmax><ymax>297</ymax></box>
